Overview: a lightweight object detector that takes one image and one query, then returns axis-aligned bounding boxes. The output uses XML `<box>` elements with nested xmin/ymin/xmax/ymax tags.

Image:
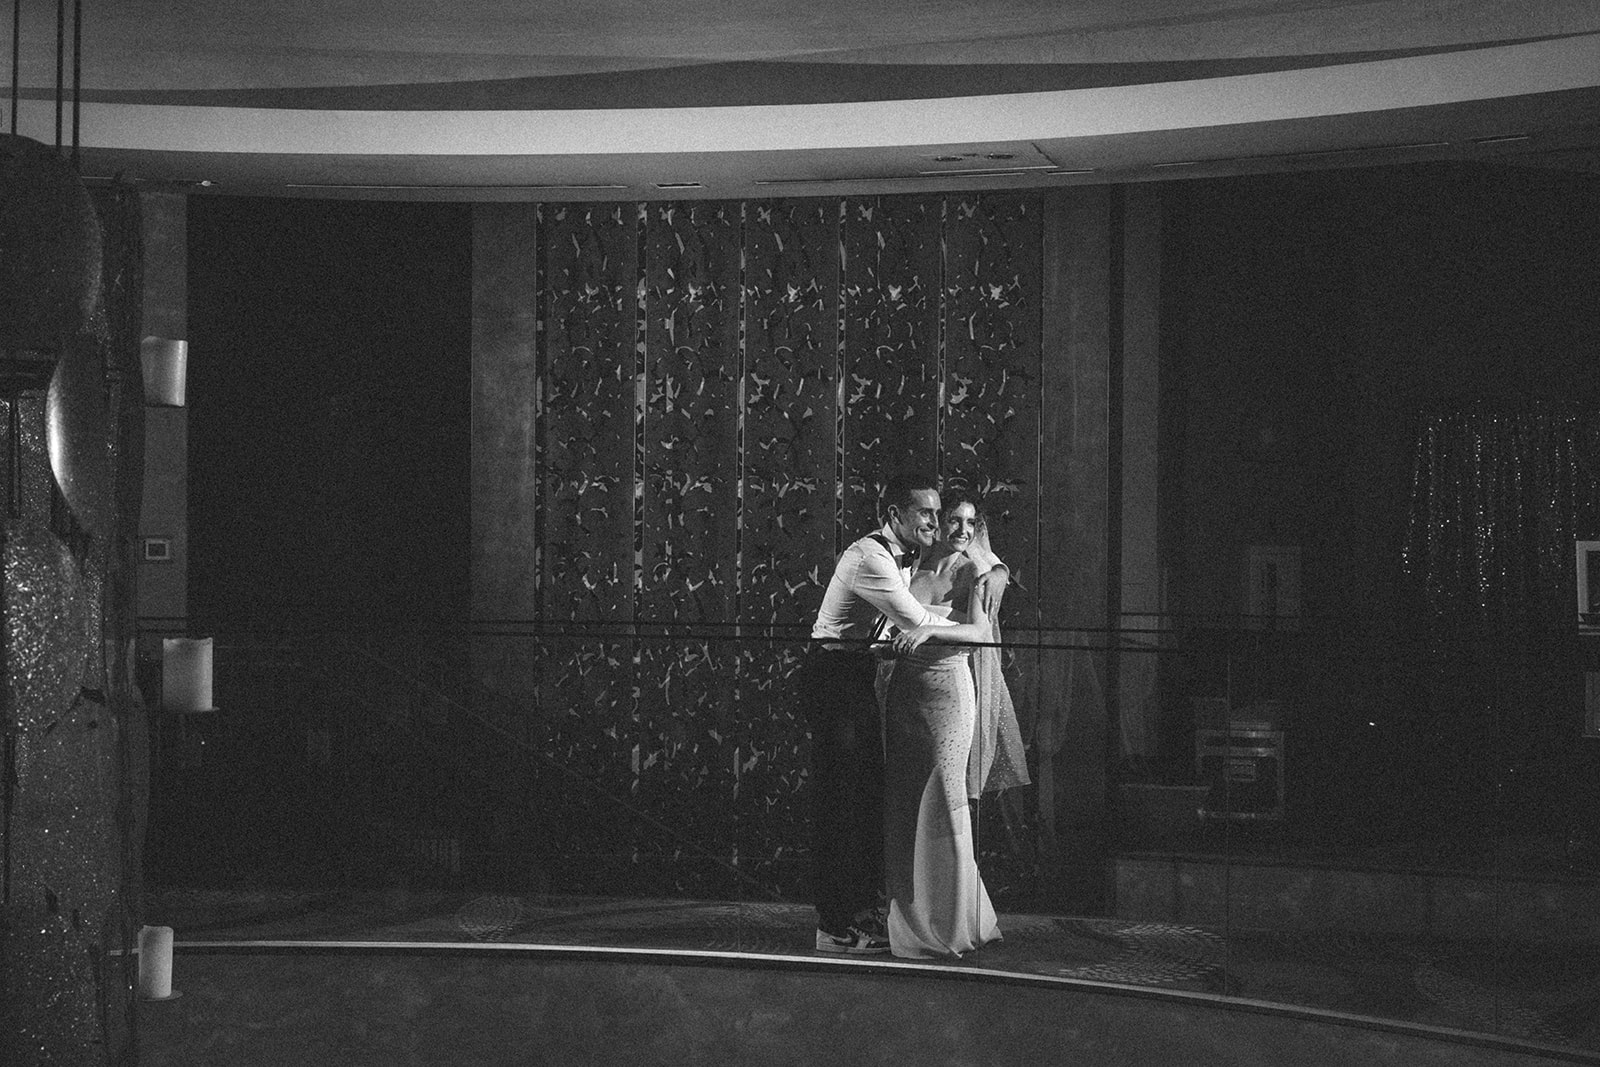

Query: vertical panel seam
<box><xmin>736</xmin><ymin>200</ymin><xmax>748</xmax><ymax>637</ymax></box>
<box><xmin>633</xmin><ymin>201</ymin><xmax>648</xmax><ymax>626</ymax></box>
<box><xmin>936</xmin><ymin>196</ymin><xmax>948</xmax><ymax>482</ymax></box>
<box><xmin>1108</xmin><ymin>186</ymin><xmax>1127</xmax><ymax>765</ymax></box>
<box><xmin>532</xmin><ymin>203</ymin><xmax>547</xmax><ymax>633</ymax></box>
<box><xmin>835</xmin><ymin>197</ymin><xmax>847</xmax><ymax>558</ymax></box>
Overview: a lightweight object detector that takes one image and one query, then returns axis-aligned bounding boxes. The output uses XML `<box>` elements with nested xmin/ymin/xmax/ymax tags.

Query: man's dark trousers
<box><xmin>801</xmin><ymin>646</ymin><xmax>884</xmax><ymax>932</ymax></box>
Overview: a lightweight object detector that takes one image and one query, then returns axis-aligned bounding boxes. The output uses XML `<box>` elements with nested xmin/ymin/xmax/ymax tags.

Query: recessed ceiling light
<box><xmin>284</xmin><ymin>183</ymin><xmax>629</xmax><ymax>190</ymax></box>
<box><xmin>754</xmin><ymin>175</ymin><xmax>925</xmax><ymax>185</ymax></box>
<box><xmin>1471</xmin><ymin>134</ymin><xmax>1530</xmax><ymax>146</ymax></box>
<box><xmin>654</xmin><ymin>182</ymin><xmax>703</xmax><ymax>189</ymax></box>
<box><xmin>914</xmin><ymin>164</ymin><xmax>1058</xmax><ymax>176</ymax></box>
<box><xmin>1285</xmin><ymin>140</ymin><xmax>1450</xmax><ymax>161</ymax></box>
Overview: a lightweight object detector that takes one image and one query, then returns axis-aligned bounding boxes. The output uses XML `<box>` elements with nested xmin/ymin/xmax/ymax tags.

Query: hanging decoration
<box><xmin>2</xmin><ymin>0</ymin><xmax>145</xmax><ymax>1062</ymax></box>
<box><xmin>1403</xmin><ymin>398</ymin><xmax>1600</xmax><ymax>633</ymax></box>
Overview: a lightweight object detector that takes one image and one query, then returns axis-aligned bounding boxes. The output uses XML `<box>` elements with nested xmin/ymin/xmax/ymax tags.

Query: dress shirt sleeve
<box><xmin>855</xmin><ymin>547</ymin><xmax>954</xmax><ymax>632</ymax></box>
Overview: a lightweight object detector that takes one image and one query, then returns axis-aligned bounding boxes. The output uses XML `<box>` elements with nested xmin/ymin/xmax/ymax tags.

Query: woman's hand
<box><xmin>974</xmin><ymin>565</ymin><xmax>1009</xmax><ymax>616</ymax></box>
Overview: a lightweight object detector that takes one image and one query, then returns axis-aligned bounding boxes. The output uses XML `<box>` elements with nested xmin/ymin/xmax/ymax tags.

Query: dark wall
<box><xmin>1166</xmin><ymin>162</ymin><xmax>1600</xmax><ymax>626</ymax></box>
<box><xmin>187</xmin><ymin>197</ymin><xmax>472</xmax><ymax>630</ymax></box>
<box><xmin>1161</xmin><ymin>162</ymin><xmax>1600</xmax><ymax>837</ymax></box>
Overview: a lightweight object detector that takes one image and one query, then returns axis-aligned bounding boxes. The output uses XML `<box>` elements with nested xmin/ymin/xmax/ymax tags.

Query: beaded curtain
<box><xmin>1399</xmin><ymin>399</ymin><xmax>1600</xmax><ymax>828</ymax></box>
<box><xmin>1403</xmin><ymin>399</ymin><xmax>1600</xmax><ymax>632</ymax></box>
<box><xmin>524</xmin><ymin>194</ymin><xmax>1041</xmax><ymax>897</ymax></box>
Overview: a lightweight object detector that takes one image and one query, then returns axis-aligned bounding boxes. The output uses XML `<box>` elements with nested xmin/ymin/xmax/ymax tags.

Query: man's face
<box><xmin>889</xmin><ymin>488</ymin><xmax>941</xmax><ymax>550</ymax></box>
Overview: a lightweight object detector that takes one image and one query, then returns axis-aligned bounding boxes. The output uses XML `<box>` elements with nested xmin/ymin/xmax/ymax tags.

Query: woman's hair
<box><xmin>940</xmin><ymin>489</ymin><xmax>996</xmax><ymax>566</ymax></box>
<box><xmin>940</xmin><ymin>488</ymin><xmax>987</xmax><ymax>529</ymax></box>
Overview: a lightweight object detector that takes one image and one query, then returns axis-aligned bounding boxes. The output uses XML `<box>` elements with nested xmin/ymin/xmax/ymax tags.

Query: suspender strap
<box><xmin>867</xmin><ymin>533</ymin><xmax>900</xmax><ymax>644</ymax></box>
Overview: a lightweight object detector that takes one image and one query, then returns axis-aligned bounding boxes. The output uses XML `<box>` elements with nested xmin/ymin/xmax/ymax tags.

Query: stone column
<box><xmin>469</xmin><ymin>204</ymin><xmax>541</xmax><ymax>711</ymax></box>
<box><xmin>137</xmin><ymin>192</ymin><xmax>187</xmax><ymax>628</ymax></box>
<box><xmin>1119</xmin><ymin>186</ymin><xmax>1163</xmax><ymax>759</ymax></box>
<box><xmin>1039</xmin><ymin>188</ymin><xmax>1113</xmax><ymax>913</ymax></box>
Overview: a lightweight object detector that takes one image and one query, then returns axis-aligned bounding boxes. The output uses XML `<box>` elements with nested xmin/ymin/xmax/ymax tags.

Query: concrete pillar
<box><xmin>1039</xmin><ymin>188</ymin><xmax>1113</xmax><ymax>913</ymax></box>
<box><xmin>137</xmin><ymin>192</ymin><xmax>187</xmax><ymax>627</ymax></box>
<box><xmin>1037</xmin><ymin>184</ymin><xmax>1165</xmax><ymax>912</ymax></box>
<box><xmin>1119</xmin><ymin>186</ymin><xmax>1163</xmax><ymax>759</ymax></box>
<box><xmin>469</xmin><ymin>204</ymin><xmax>541</xmax><ymax>707</ymax></box>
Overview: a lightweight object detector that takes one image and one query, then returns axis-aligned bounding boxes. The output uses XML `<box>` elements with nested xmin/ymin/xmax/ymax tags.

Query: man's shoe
<box><xmin>853</xmin><ymin>905</ymin><xmax>888</xmax><ymax>938</ymax></box>
<box><xmin>815</xmin><ymin>925</ymin><xmax>890</xmax><ymax>954</ymax></box>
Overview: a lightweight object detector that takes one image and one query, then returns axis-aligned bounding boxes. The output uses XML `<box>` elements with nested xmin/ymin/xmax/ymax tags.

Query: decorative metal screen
<box><xmin>521</xmin><ymin>192</ymin><xmax>1042</xmax><ymax>898</ymax></box>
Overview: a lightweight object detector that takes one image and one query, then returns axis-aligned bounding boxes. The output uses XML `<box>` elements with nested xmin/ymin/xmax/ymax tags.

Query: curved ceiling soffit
<box><xmin>7</xmin><ymin>0</ymin><xmax>1600</xmax><ymax>90</ymax></box>
<box><xmin>46</xmin><ymin>36</ymin><xmax>1584</xmax><ymax>111</ymax></box>
<box><xmin>10</xmin><ymin>35</ymin><xmax>1594</xmax><ymax>161</ymax></box>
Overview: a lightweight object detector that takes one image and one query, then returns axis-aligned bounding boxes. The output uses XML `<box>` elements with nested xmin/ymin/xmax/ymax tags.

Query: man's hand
<box><xmin>892</xmin><ymin>624</ymin><xmax>938</xmax><ymax>657</ymax></box>
<box><xmin>974</xmin><ymin>565</ymin><xmax>1010</xmax><ymax>617</ymax></box>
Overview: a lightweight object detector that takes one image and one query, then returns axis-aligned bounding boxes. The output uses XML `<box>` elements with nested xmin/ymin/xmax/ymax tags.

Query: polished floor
<box><xmin>141</xmin><ymin>887</ymin><xmax>1600</xmax><ymax>1061</ymax></box>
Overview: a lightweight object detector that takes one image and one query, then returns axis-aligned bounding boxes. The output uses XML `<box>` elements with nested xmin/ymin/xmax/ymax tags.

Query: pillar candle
<box><xmin>140</xmin><ymin>336</ymin><xmax>188</xmax><ymax>407</ymax></box>
<box><xmin>137</xmin><ymin>925</ymin><xmax>176</xmax><ymax>1000</ymax></box>
<box><xmin>162</xmin><ymin>637</ymin><xmax>213</xmax><ymax>712</ymax></box>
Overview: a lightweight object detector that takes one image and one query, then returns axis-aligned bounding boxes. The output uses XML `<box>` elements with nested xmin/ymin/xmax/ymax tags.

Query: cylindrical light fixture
<box><xmin>137</xmin><ymin>925</ymin><xmax>180</xmax><ymax>1000</ymax></box>
<box><xmin>140</xmin><ymin>336</ymin><xmax>187</xmax><ymax>407</ymax></box>
<box><xmin>161</xmin><ymin>637</ymin><xmax>213</xmax><ymax>713</ymax></box>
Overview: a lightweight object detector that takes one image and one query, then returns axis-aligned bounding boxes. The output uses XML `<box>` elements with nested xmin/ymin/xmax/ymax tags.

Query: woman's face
<box><xmin>941</xmin><ymin>502</ymin><xmax>979</xmax><ymax>552</ymax></box>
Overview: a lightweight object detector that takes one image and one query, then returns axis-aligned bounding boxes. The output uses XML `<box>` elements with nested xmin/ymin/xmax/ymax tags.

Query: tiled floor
<box><xmin>144</xmin><ymin>887</ymin><xmax>1600</xmax><ymax>1058</ymax></box>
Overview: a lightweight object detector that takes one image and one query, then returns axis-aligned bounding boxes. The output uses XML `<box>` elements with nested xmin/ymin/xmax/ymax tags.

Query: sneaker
<box><xmin>853</xmin><ymin>904</ymin><xmax>888</xmax><ymax>938</ymax></box>
<box><xmin>815</xmin><ymin>925</ymin><xmax>890</xmax><ymax>954</ymax></box>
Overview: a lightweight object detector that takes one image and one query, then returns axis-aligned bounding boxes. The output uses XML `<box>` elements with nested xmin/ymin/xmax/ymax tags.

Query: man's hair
<box><xmin>882</xmin><ymin>469</ymin><xmax>940</xmax><ymax>516</ymax></box>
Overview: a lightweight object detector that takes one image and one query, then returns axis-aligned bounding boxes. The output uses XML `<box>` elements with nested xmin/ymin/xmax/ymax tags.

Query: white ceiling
<box><xmin>4</xmin><ymin>0</ymin><xmax>1598</xmax><ymax>198</ymax></box>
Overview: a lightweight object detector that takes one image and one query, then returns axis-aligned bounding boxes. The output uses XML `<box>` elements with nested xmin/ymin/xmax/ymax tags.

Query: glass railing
<box><xmin>136</xmin><ymin>619</ymin><xmax>1600</xmax><ymax>1056</ymax></box>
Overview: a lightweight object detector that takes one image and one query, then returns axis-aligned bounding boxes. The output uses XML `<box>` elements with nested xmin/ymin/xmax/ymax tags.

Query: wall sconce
<box><xmin>161</xmin><ymin>636</ymin><xmax>214</xmax><ymax>713</ymax></box>
<box><xmin>141</xmin><ymin>336</ymin><xmax>187</xmax><ymax>407</ymax></box>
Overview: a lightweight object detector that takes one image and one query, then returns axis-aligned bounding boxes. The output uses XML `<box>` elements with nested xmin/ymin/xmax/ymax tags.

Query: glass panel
<box><xmin>135</xmin><ymin>620</ymin><xmax>1600</xmax><ymax>1056</ymax></box>
<box><xmin>1100</xmin><ymin>616</ymin><xmax>1600</xmax><ymax>1051</ymax></box>
<box><xmin>145</xmin><ymin>180</ymin><xmax>1600</xmax><ymax>1062</ymax></box>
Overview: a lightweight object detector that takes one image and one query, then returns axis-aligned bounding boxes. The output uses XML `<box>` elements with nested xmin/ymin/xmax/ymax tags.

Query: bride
<box><xmin>883</xmin><ymin>491</ymin><xmax>1027</xmax><ymax>958</ymax></box>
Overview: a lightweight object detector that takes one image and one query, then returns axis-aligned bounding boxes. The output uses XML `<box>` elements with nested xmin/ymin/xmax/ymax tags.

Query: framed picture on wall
<box><xmin>1576</xmin><ymin>540</ymin><xmax>1600</xmax><ymax>627</ymax></box>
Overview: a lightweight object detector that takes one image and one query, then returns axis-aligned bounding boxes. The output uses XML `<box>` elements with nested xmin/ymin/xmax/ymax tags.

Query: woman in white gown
<box><xmin>882</xmin><ymin>493</ymin><xmax>1022</xmax><ymax>959</ymax></box>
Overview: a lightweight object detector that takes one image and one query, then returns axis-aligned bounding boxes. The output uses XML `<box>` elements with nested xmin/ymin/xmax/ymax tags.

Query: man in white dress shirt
<box><xmin>803</xmin><ymin>470</ymin><xmax>973</xmax><ymax>953</ymax></box>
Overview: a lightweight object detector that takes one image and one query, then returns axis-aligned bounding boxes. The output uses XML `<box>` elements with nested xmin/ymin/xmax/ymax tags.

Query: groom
<box><xmin>802</xmin><ymin>470</ymin><xmax>1006</xmax><ymax>953</ymax></box>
